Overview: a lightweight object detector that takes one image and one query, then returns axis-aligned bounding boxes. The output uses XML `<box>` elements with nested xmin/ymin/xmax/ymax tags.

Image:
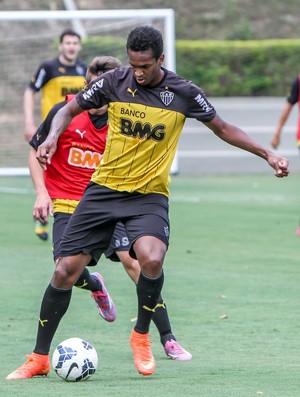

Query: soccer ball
<box><xmin>52</xmin><ymin>337</ymin><xmax>98</xmax><ymax>382</ymax></box>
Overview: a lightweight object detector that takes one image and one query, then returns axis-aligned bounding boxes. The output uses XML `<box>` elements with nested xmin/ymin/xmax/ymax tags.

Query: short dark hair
<box><xmin>126</xmin><ymin>25</ymin><xmax>163</xmax><ymax>60</ymax></box>
<box><xmin>86</xmin><ymin>56</ymin><xmax>122</xmax><ymax>82</ymax></box>
<box><xmin>59</xmin><ymin>29</ymin><xmax>81</xmax><ymax>43</ymax></box>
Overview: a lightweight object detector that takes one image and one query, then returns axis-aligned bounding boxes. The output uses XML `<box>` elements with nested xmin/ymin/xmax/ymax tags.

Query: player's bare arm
<box><xmin>23</xmin><ymin>88</ymin><xmax>37</xmax><ymax>142</ymax></box>
<box><xmin>204</xmin><ymin>113</ymin><xmax>289</xmax><ymax>178</ymax></box>
<box><xmin>271</xmin><ymin>102</ymin><xmax>293</xmax><ymax>149</ymax></box>
<box><xmin>36</xmin><ymin>99</ymin><xmax>84</xmax><ymax>169</ymax></box>
<box><xmin>29</xmin><ymin>148</ymin><xmax>53</xmax><ymax>223</ymax></box>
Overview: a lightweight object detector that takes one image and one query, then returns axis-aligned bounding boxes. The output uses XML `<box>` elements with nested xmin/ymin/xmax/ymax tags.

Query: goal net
<box><xmin>0</xmin><ymin>9</ymin><xmax>178</xmax><ymax>175</ymax></box>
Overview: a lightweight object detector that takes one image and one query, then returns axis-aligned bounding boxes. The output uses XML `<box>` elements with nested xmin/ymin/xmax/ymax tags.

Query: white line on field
<box><xmin>182</xmin><ymin>126</ymin><xmax>296</xmax><ymax>134</ymax></box>
<box><xmin>178</xmin><ymin>149</ymin><xmax>298</xmax><ymax>158</ymax></box>
<box><xmin>0</xmin><ymin>187</ymin><xmax>295</xmax><ymax>204</ymax></box>
<box><xmin>0</xmin><ymin>187</ymin><xmax>34</xmax><ymax>194</ymax></box>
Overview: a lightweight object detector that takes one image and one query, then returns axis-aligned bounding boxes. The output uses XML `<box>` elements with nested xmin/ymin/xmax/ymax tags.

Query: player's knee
<box><xmin>139</xmin><ymin>252</ymin><xmax>164</xmax><ymax>276</ymax></box>
<box><xmin>133</xmin><ymin>236</ymin><xmax>166</xmax><ymax>276</ymax></box>
<box><xmin>53</xmin><ymin>257</ymin><xmax>78</xmax><ymax>285</ymax></box>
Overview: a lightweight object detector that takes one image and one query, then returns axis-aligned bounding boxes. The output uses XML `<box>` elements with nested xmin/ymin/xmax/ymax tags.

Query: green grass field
<box><xmin>1</xmin><ymin>174</ymin><xmax>300</xmax><ymax>397</ymax></box>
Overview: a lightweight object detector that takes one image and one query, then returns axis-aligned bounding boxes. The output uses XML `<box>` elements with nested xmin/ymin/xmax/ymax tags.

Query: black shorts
<box><xmin>58</xmin><ymin>183</ymin><xmax>170</xmax><ymax>266</ymax></box>
<box><xmin>52</xmin><ymin>212</ymin><xmax>72</xmax><ymax>261</ymax></box>
<box><xmin>104</xmin><ymin>221</ymin><xmax>130</xmax><ymax>262</ymax></box>
<box><xmin>54</xmin><ymin>215</ymin><xmax>131</xmax><ymax>263</ymax></box>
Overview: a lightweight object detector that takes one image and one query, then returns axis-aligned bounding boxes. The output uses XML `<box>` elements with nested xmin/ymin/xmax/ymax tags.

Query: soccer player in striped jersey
<box><xmin>8</xmin><ymin>25</ymin><xmax>289</xmax><ymax>379</ymax></box>
<box><xmin>6</xmin><ymin>53</ymin><xmax>191</xmax><ymax>380</ymax></box>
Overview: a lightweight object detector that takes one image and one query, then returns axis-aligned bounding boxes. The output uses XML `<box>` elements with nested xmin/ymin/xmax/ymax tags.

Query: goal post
<box><xmin>0</xmin><ymin>9</ymin><xmax>179</xmax><ymax>175</ymax></box>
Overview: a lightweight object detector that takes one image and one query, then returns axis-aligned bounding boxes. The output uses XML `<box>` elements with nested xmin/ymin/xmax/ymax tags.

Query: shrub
<box><xmin>176</xmin><ymin>39</ymin><xmax>300</xmax><ymax>96</ymax></box>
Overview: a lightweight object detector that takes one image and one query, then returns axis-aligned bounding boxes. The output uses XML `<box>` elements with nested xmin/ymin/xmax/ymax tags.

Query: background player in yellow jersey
<box><xmin>24</xmin><ymin>28</ymin><xmax>87</xmax><ymax>241</ymax></box>
<box><xmin>7</xmin><ymin>25</ymin><xmax>289</xmax><ymax>380</ymax></box>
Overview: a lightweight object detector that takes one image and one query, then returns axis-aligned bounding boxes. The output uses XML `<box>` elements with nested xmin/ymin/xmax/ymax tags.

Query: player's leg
<box><xmin>108</xmin><ymin>217</ymin><xmax>167</xmax><ymax>335</ymax></box>
<box><xmin>105</xmin><ymin>222</ymin><xmax>171</xmax><ymax>344</ymax></box>
<box><xmin>116</xmin><ymin>249</ymin><xmax>191</xmax><ymax>359</ymax></box>
<box><xmin>54</xmin><ymin>212</ymin><xmax>116</xmax><ymax>322</ymax></box>
<box><xmin>123</xmin><ymin>202</ymin><xmax>170</xmax><ymax>376</ymax></box>
<box><xmin>129</xmin><ymin>234</ymin><xmax>165</xmax><ymax>376</ymax></box>
<box><xmin>35</xmin><ymin>191</ymin><xmax>116</xmax><ymax>356</ymax></box>
<box><xmin>6</xmin><ymin>188</ymin><xmax>116</xmax><ymax>380</ymax></box>
<box><xmin>133</xmin><ymin>234</ymin><xmax>166</xmax><ymax>333</ymax></box>
<box><xmin>6</xmin><ymin>253</ymin><xmax>90</xmax><ymax>380</ymax></box>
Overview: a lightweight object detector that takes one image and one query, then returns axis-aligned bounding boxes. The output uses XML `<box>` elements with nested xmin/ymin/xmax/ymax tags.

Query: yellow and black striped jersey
<box><xmin>29</xmin><ymin>57</ymin><xmax>87</xmax><ymax>120</ymax></box>
<box><xmin>76</xmin><ymin>67</ymin><xmax>216</xmax><ymax>196</ymax></box>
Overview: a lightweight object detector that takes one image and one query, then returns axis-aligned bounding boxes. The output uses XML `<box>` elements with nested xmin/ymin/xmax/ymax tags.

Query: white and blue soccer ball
<box><xmin>52</xmin><ymin>337</ymin><xmax>98</xmax><ymax>382</ymax></box>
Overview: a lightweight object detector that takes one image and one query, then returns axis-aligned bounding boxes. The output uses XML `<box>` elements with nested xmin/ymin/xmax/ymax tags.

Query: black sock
<box><xmin>134</xmin><ymin>271</ymin><xmax>164</xmax><ymax>334</ymax></box>
<box><xmin>151</xmin><ymin>295</ymin><xmax>175</xmax><ymax>345</ymax></box>
<box><xmin>74</xmin><ymin>268</ymin><xmax>100</xmax><ymax>291</ymax></box>
<box><xmin>34</xmin><ymin>284</ymin><xmax>72</xmax><ymax>355</ymax></box>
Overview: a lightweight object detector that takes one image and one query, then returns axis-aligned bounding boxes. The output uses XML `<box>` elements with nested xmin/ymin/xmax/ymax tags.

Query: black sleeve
<box><xmin>287</xmin><ymin>77</ymin><xmax>299</xmax><ymax>105</ymax></box>
<box><xmin>28</xmin><ymin>61</ymin><xmax>48</xmax><ymax>91</ymax></box>
<box><xmin>76</xmin><ymin>73</ymin><xmax>111</xmax><ymax>110</ymax></box>
<box><xmin>29</xmin><ymin>101</ymin><xmax>66</xmax><ymax>150</ymax></box>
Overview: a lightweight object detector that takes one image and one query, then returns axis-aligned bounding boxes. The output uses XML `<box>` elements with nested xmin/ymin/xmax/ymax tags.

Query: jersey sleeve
<box><xmin>76</xmin><ymin>73</ymin><xmax>112</xmax><ymax>110</ymax></box>
<box><xmin>185</xmin><ymin>83</ymin><xmax>216</xmax><ymax>122</ymax></box>
<box><xmin>29</xmin><ymin>101</ymin><xmax>66</xmax><ymax>150</ymax></box>
<box><xmin>287</xmin><ymin>77</ymin><xmax>299</xmax><ymax>105</ymax></box>
<box><xmin>28</xmin><ymin>61</ymin><xmax>50</xmax><ymax>92</ymax></box>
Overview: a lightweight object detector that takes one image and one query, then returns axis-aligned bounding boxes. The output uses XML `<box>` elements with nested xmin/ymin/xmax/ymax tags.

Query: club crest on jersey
<box><xmin>76</xmin><ymin>65</ymin><xmax>85</xmax><ymax>75</ymax></box>
<box><xmin>160</xmin><ymin>90</ymin><xmax>174</xmax><ymax>106</ymax></box>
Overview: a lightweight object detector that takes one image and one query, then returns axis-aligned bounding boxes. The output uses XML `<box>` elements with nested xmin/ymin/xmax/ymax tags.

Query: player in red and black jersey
<box><xmin>7</xmin><ymin>25</ymin><xmax>289</xmax><ymax>380</ymax></box>
<box><xmin>29</xmin><ymin>56</ymin><xmax>119</xmax><ymax>327</ymax></box>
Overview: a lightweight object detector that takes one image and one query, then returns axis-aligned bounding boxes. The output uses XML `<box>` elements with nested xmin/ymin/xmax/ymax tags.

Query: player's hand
<box><xmin>271</xmin><ymin>134</ymin><xmax>280</xmax><ymax>150</ymax></box>
<box><xmin>33</xmin><ymin>191</ymin><xmax>53</xmax><ymax>224</ymax></box>
<box><xmin>36</xmin><ymin>138</ymin><xmax>58</xmax><ymax>170</ymax></box>
<box><xmin>268</xmin><ymin>155</ymin><xmax>289</xmax><ymax>178</ymax></box>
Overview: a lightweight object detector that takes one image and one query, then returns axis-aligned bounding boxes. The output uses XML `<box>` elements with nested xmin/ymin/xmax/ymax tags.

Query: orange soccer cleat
<box><xmin>130</xmin><ymin>329</ymin><xmax>156</xmax><ymax>376</ymax></box>
<box><xmin>5</xmin><ymin>352</ymin><xmax>50</xmax><ymax>380</ymax></box>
